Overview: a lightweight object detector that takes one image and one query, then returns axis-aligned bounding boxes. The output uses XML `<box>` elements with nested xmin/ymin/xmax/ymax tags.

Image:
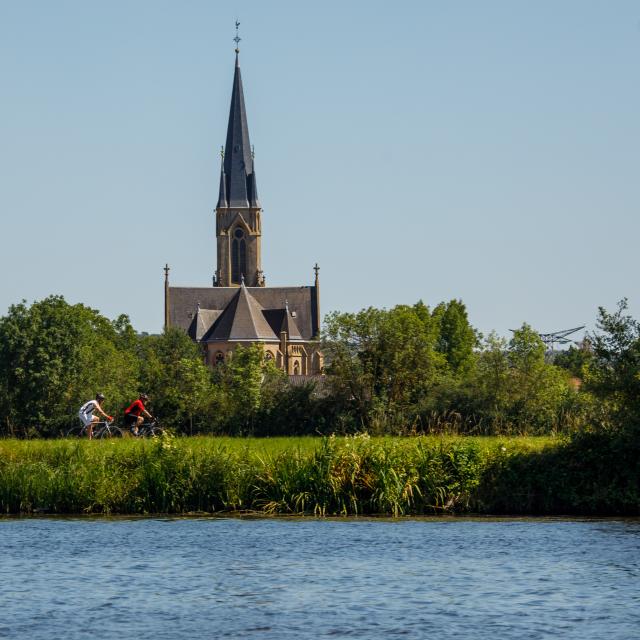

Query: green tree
<box><xmin>138</xmin><ymin>328</ymin><xmax>217</xmax><ymax>432</ymax></box>
<box><xmin>553</xmin><ymin>342</ymin><xmax>593</xmax><ymax>379</ymax></box>
<box><xmin>506</xmin><ymin>324</ymin><xmax>574</xmax><ymax>432</ymax></box>
<box><xmin>213</xmin><ymin>343</ymin><xmax>285</xmax><ymax>433</ymax></box>
<box><xmin>0</xmin><ymin>296</ymin><xmax>138</xmax><ymax>436</ymax></box>
<box><xmin>432</xmin><ymin>299</ymin><xmax>480</xmax><ymax>376</ymax></box>
<box><xmin>322</xmin><ymin>302</ymin><xmax>449</xmax><ymax>427</ymax></box>
<box><xmin>584</xmin><ymin>299</ymin><xmax>640</xmax><ymax>428</ymax></box>
<box><xmin>472</xmin><ymin>332</ymin><xmax>512</xmax><ymax>426</ymax></box>
<box><xmin>322</xmin><ymin>307</ymin><xmax>383</xmax><ymax>420</ymax></box>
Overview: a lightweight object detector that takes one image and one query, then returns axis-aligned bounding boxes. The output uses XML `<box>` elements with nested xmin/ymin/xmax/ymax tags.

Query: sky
<box><xmin>1</xmin><ymin>1</ymin><xmax>639</xmax><ymax>342</ymax></box>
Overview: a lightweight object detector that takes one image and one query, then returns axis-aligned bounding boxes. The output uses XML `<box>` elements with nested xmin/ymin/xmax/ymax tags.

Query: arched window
<box><xmin>293</xmin><ymin>361</ymin><xmax>300</xmax><ymax>375</ymax></box>
<box><xmin>265</xmin><ymin>351</ymin><xmax>274</xmax><ymax>362</ymax></box>
<box><xmin>231</xmin><ymin>227</ymin><xmax>247</xmax><ymax>284</ymax></box>
<box><xmin>215</xmin><ymin>351</ymin><xmax>225</xmax><ymax>365</ymax></box>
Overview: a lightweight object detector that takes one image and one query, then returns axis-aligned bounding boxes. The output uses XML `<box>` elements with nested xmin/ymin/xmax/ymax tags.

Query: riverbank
<box><xmin>1</xmin><ymin>433</ymin><xmax>638</xmax><ymax>516</ymax></box>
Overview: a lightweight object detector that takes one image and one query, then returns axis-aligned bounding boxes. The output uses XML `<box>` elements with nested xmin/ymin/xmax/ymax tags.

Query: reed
<box><xmin>0</xmin><ymin>433</ymin><xmax>637</xmax><ymax>516</ymax></box>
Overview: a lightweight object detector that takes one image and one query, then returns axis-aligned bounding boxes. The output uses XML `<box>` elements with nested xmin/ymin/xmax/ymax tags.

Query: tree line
<box><xmin>0</xmin><ymin>295</ymin><xmax>637</xmax><ymax>437</ymax></box>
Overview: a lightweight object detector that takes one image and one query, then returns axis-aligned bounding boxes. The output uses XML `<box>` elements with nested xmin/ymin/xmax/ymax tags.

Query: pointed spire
<box><xmin>248</xmin><ymin>168</ymin><xmax>260</xmax><ymax>207</ymax></box>
<box><xmin>216</xmin><ymin>147</ymin><xmax>227</xmax><ymax>208</ymax></box>
<box><xmin>164</xmin><ymin>264</ymin><xmax>171</xmax><ymax>331</ymax></box>
<box><xmin>312</xmin><ymin>263</ymin><xmax>320</xmax><ymax>338</ymax></box>
<box><xmin>280</xmin><ymin>301</ymin><xmax>303</xmax><ymax>341</ymax></box>
<box><xmin>220</xmin><ymin>43</ymin><xmax>259</xmax><ymax>209</ymax></box>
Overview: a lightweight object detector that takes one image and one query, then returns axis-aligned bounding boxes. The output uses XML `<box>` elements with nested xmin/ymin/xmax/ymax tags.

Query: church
<box><xmin>164</xmin><ymin>45</ymin><xmax>323</xmax><ymax>377</ymax></box>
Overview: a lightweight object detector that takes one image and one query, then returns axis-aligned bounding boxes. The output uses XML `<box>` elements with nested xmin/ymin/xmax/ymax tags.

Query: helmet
<box><xmin>96</xmin><ymin>393</ymin><xmax>105</xmax><ymax>401</ymax></box>
<box><xmin>140</xmin><ymin>393</ymin><xmax>149</xmax><ymax>401</ymax></box>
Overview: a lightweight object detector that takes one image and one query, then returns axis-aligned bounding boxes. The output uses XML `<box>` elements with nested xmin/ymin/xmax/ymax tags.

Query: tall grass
<box><xmin>0</xmin><ymin>433</ymin><xmax>637</xmax><ymax>516</ymax></box>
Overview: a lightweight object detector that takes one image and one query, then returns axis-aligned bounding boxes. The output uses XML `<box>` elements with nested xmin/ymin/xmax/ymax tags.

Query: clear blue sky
<box><xmin>1</xmin><ymin>1</ymin><xmax>639</xmax><ymax>341</ymax></box>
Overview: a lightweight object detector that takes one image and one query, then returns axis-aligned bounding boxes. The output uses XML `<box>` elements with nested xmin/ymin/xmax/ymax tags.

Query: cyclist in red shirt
<box><xmin>124</xmin><ymin>393</ymin><xmax>153</xmax><ymax>436</ymax></box>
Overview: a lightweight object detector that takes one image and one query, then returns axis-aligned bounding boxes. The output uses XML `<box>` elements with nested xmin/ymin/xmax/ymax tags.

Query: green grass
<box><xmin>0</xmin><ymin>433</ymin><xmax>636</xmax><ymax>516</ymax></box>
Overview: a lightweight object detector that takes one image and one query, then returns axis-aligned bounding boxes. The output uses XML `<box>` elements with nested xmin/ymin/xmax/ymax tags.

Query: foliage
<box><xmin>322</xmin><ymin>306</ymin><xmax>582</xmax><ymax>435</ymax></box>
<box><xmin>0</xmin><ymin>296</ymin><xmax>138</xmax><ymax>437</ymax></box>
<box><xmin>505</xmin><ymin>324</ymin><xmax>575</xmax><ymax>432</ymax></box>
<box><xmin>322</xmin><ymin>302</ymin><xmax>449</xmax><ymax>425</ymax></box>
<box><xmin>1</xmin><ymin>434</ymin><xmax>637</xmax><ymax>517</ymax></box>
<box><xmin>432</xmin><ymin>299</ymin><xmax>480</xmax><ymax>376</ymax></box>
<box><xmin>553</xmin><ymin>343</ymin><xmax>593</xmax><ymax>379</ymax></box>
<box><xmin>1</xmin><ymin>295</ymin><xmax>637</xmax><ymax>438</ymax></box>
<box><xmin>138</xmin><ymin>328</ymin><xmax>217</xmax><ymax>434</ymax></box>
<box><xmin>211</xmin><ymin>343</ymin><xmax>285</xmax><ymax>434</ymax></box>
<box><xmin>476</xmin><ymin>427</ymin><xmax>640</xmax><ymax>515</ymax></box>
<box><xmin>583</xmin><ymin>299</ymin><xmax>640</xmax><ymax>428</ymax></box>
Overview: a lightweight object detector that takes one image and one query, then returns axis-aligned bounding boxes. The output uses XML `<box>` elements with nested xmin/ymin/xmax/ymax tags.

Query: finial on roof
<box><xmin>220</xmin><ymin>146</ymin><xmax>224</xmax><ymax>162</ymax></box>
<box><xmin>251</xmin><ymin>145</ymin><xmax>255</xmax><ymax>160</ymax></box>
<box><xmin>241</xmin><ymin>273</ymin><xmax>245</xmax><ymax>286</ymax></box>
<box><xmin>164</xmin><ymin>263</ymin><xmax>170</xmax><ymax>283</ymax></box>
<box><xmin>313</xmin><ymin>263</ymin><xmax>320</xmax><ymax>280</ymax></box>
<box><xmin>234</xmin><ymin>20</ymin><xmax>241</xmax><ymax>54</ymax></box>
<box><xmin>285</xmin><ymin>299</ymin><xmax>289</xmax><ymax>312</ymax></box>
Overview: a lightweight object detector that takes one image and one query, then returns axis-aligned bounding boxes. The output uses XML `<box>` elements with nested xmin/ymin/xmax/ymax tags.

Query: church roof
<box><xmin>280</xmin><ymin>305</ymin><xmax>304</xmax><ymax>341</ymax></box>
<box><xmin>168</xmin><ymin>285</ymin><xmax>319</xmax><ymax>342</ymax></box>
<box><xmin>204</xmin><ymin>284</ymin><xmax>277</xmax><ymax>341</ymax></box>
<box><xmin>218</xmin><ymin>53</ymin><xmax>260</xmax><ymax>209</ymax></box>
<box><xmin>188</xmin><ymin>308</ymin><xmax>222</xmax><ymax>341</ymax></box>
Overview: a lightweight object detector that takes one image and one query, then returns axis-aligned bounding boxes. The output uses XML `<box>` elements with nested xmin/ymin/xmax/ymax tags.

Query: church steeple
<box><xmin>215</xmin><ymin>35</ymin><xmax>263</xmax><ymax>288</ymax></box>
<box><xmin>217</xmin><ymin>51</ymin><xmax>259</xmax><ymax>209</ymax></box>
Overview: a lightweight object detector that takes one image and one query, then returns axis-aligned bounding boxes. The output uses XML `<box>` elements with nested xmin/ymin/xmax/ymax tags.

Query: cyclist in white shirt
<box><xmin>78</xmin><ymin>393</ymin><xmax>113</xmax><ymax>440</ymax></box>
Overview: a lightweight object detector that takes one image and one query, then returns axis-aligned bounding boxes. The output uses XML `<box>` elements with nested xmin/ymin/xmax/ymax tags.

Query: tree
<box><xmin>212</xmin><ymin>343</ymin><xmax>286</xmax><ymax>434</ymax></box>
<box><xmin>553</xmin><ymin>342</ymin><xmax>593</xmax><ymax>379</ymax></box>
<box><xmin>506</xmin><ymin>324</ymin><xmax>573</xmax><ymax>432</ymax></box>
<box><xmin>138</xmin><ymin>328</ymin><xmax>217</xmax><ymax>432</ymax></box>
<box><xmin>432</xmin><ymin>299</ymin><xmax>480</xmax><ymax>376</ymax></box>
<box><xmin>471</xmin><ymin>332</ymin><xmax>512</xmax><ymax>425</ymax></box>
<box><xmin>0</xmin><ymin>296</ymin><xmax>138</xmax><ymax>436</ymax></box>
<box><xmin>584</xmin><ymin>299</ymin><xmax>640</xmax><ymax>428</ymax></box>
<box><xmin>322</xmin><ymin>302</ymin><xmax>449</xmax><ymax>426</ymax></box>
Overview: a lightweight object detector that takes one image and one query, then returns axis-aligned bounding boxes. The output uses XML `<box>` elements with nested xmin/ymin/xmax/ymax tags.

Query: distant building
<box><xmin>164</xmin><ymin>48</ymin><xmax>323</xmax><ymax>376</ymax></box>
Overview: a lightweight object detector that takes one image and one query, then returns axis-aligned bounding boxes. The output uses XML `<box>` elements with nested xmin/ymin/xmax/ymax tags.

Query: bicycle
<box><xmin>129</xmin><ymin>419</ymin><xmax>164</xmax><ymax>438</ymax></box>
<box><xmin>66</xmin><ymin>420</ymin><xmax>123</xmax><ymax>439</ymax></box>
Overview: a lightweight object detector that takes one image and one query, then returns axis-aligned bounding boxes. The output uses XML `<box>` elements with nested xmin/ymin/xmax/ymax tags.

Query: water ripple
<box><xmin>0</xmin><ymin>517</ymin><xmax>639</xmax><ymax>639</ymax></box>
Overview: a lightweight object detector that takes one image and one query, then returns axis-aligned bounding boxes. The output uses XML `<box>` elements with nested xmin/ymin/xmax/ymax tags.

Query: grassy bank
<box><xmin>0</xmin><ymin>434</ymin><xmax>638</xmax><ymax>516</ymax></box>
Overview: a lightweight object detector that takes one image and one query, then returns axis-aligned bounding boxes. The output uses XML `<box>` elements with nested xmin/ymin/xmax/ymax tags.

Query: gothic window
<box><xmin>215</xmin><ymin>351</ymin><xmax>225</xmax><ymax>365</ymax></box>
<box><xmin>231</xmin><ymin>227</ymin><xmax>247</xmax><ymax>284</ymax></box>
<box><xmin>293</xmin><ymin>361</ymin><xmax>300</xmax><ymax>375</ymax></box>
<box><xmin>265</xmin><ymin>351</ymin><xmax>274</xmax><ymax>361</ymax></box>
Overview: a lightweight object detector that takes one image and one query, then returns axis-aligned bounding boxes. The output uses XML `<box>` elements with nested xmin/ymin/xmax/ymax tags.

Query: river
<box><xmin>1</xmin><ymin>517</ymin><xmax>639</xmax><ymax>639</ymax></box>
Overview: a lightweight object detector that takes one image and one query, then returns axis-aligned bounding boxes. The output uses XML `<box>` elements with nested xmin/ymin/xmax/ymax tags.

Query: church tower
<box><xmin>214</xmin><ymin>49</ymin><xmax>263</xmax><ymax>288</ymax></box>
<box><xmin>165</xmin><ymin>29</ymin><xmax>323</xmax><ymax>376</ymax></box>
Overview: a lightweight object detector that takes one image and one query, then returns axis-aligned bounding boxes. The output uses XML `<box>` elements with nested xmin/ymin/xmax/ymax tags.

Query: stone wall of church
<box><xmin>202</xmin><ymin>341</ymin><xmax>323</xmax><ymax>375</ymax></box>
<box><xmin>215</xmin><ymin>207</ymin><xmax>262</xmax><ymax>287</ymax></box>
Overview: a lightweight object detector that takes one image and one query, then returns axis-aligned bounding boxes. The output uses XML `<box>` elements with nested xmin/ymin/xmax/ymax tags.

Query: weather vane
<box><xmin>234</xmin><ymin>20</ymin><xmax>241</xmax><ymax>52</ymax></box>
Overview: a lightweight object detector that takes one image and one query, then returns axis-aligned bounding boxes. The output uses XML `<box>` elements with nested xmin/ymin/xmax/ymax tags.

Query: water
<box><xmin>1</xmin><ymin>517</ymin><xmax>639</xmax><ymax>639</ymax></box>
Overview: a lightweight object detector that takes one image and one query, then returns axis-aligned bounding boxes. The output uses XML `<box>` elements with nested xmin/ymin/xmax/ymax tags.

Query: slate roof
<box><xmin>204</xmin><ymin>284</ymin><xmax>277</xmax><ymax>341</ymax></box>
<box><xmin>168</xmin><ymin>285</ymin><xmax>319</xmax><ymax>342</ymax></box>
<box><xmin>187</xmin><ymin>308</ymin><xmax>223</xmax><ymax>341</ymax></box>
<box><xmin>218</xmin><ymin>53</ymin><xmax>260</xmax><ymax>209</ymax></box>
<box><xmin>280</xmin><ymin>305</ymin><xmax>303</xmax><ymax>341</ymax></box>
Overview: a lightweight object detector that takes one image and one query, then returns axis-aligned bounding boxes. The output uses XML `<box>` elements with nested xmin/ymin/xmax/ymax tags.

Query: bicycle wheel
<box><xmin>148</xmin><ymin>426</ymin><xmax>164</xmax><ymax>437</ymax></box>
<box><xmin>98</xmin><ymin>425</ymin><xmax>123</xmax><ymax>439</ymax></box>
<box><xmin>66</xmin><ymin>425</ymin><xmax>85</xmax><ymax>438</ymax></box>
